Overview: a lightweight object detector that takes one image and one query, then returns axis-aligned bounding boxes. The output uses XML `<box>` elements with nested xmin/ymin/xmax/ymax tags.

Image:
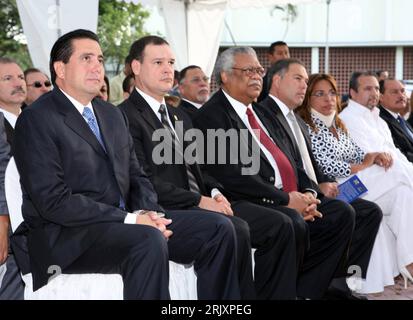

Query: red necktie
<box><xmin>246</xmin><ymin>107</ymin><xmax>297</xmax><ymax>192</ymax></box>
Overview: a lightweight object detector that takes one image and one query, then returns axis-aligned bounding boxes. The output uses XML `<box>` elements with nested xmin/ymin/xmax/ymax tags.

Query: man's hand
<box><xmin>199</xmin><ymin>196</ymin><xmax>233</xmax><ymax>216</ymax></box>
<box><xmin>318</xmin><ymin>182</ymin><xmax>339</xmax><ymax>198</ymax></box>
<box><xmin>0</xmin><ymin>215</ymin><xmax>10</xmax><ymax>264</ymax></box>
<box><xmin>136</xmin><ymin>211</ymin><xmax>173</xmax><ymax>239</ymax></box>
<box><xmin>374</xmin><ymin>152</ymin><xmax>393</xmax><ymax>170</ymax></box>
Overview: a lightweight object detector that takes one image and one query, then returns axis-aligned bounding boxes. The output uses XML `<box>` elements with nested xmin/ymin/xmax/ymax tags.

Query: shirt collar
<box><xmin>222</xmin><ymin>89</ymin><xmax>252</xmax><ymax>120</ymax></box>
<box><xmin>347</xmin><ymin>99</ymin><xmax>380</xmax><ymax>118</ymax></box>
<box><xmin>182</xmin><ymin>98</ymin><xmax>203</xmax><ymax>109</ymax></box>
<box><xmin>60</xmin><ymin>88</ymin><xmax>94</xmax><ymax>116</ymax></box>
<box><xmin>0</xmin><ymin>108</ymin><xmax>19</xmax><ymax>129</ymax></box>
<box><xmin>135</xmin><ymin>87</ymin><xmax>166</xmax><ymax>116</ymax></box>
<box><xmin>268</xmin><ymin>94</ymin><xmax>292</xmax><ymax>118</ymax></box>
<box><xmin>382</xmin><ymin>105</ymin><xmax>399</xmax><ymax>119</ymax></box>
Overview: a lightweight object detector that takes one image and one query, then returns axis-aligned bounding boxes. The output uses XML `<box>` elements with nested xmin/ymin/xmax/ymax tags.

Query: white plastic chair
<box><xmin>5</xmin><ymin>157</ymin><xmax>197</xmax><ymax>300</ymax></box>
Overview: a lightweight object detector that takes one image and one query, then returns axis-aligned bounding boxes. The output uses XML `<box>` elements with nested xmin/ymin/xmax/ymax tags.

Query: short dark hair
<box><xmin>379</xmin><ymin>78</ymin><xmax>399</xmax><ymax>94</ymax></box>
<box><xmin>49</xmin><ymin>29</ymin><xmax>99</xmax><ymax>85</ymax></box>
<box><xmin>266</xmin><ymin>58</ymin><xmax>305</xmax><ymax>91</ymax></box>
<box><xmin>128</xmin><ymin>35</ymin><xmax>169</xmax><ymax>63</ymax></box>
<box><xmin>268</xmin><ymin>41</ymin><xmax>288</xmax><ymax>54</ymax></box>
<box><xmin>349</xmin><ymin>70</ymin><xmax>377</xmax><ymax>95</ymax></box>
<box><xmin>24</xmin><ymin>67</ymin><xmax>49</xmax><ymax>80</ymax></box>
<box><xmin>122</xmin><ymin>74</ymin><xmax>135</xmax><ymax>93</ymax></box>
<box><xmin>178</xmin><ymin>65</ymin><xmax>200</xmax><ymax>83</ymax></box>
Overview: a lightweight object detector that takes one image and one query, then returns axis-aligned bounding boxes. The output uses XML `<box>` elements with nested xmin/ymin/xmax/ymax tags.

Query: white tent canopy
<box><xmin>16</xmin><ymin>0</ymin><xmax>99</xmax><ymax>76</ymax></box>
<box><xmin>17</xmin><ymin>0</ymin><xmax>319</xmax><ymax>77</ymax></box>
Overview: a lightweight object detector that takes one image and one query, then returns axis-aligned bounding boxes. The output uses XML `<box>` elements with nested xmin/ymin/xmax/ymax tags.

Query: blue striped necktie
<box><xmin>82</xmin><ymin>106</ymin><xmax>106</xmax><ymax>151</ymax></box>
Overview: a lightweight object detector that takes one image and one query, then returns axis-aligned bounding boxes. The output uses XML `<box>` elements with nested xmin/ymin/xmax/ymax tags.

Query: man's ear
<box><xmin>221</xmin><ymin>71</ymin><xmax>228</xmax><ymax>84</ymax></box>
<box><xmin>54</xmin><ymin>61</ymin><xmax>65</xmax><ymax>80</ymax></box>
<box><xmin>131</xmin><ymin>59</ymin><xmax>141</xmax><ymax>77</ymax></box>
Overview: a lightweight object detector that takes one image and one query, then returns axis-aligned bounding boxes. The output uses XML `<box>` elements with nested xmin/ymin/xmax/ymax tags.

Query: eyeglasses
<box><xmin>231</xmin><ymin>66</ymin><xmax>265</xmax><ymax>77</ymax></box>
<box><xmin>190</xmin><ymin>76</ymin><xmax>210</xmax><ymax>84</ymax></box>
<box><xmin>311</xmin><ymin>90</ymin><xmax>338</xmax><ymax>98</ymax></box>
<box><xmin>27</xmin><ymin>80</ymin><xmax>52</xmax><ymax>88</ymax></box>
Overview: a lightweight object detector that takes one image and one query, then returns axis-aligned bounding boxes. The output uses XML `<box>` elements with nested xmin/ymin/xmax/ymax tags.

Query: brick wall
<box><xmin>210</xmin><ymin>46</ymin><xmax>402</xmax><ymax>97</ymax></box>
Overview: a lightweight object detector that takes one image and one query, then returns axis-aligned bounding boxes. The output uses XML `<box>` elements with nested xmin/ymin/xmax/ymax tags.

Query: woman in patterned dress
<box><xmin>296</xmin><ymin>73</ymin><xmax>413</xmax><ymax>294</ymax></box>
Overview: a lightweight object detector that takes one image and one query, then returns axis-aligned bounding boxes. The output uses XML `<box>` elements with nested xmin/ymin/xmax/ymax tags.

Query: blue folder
<box><xmin>336</xmin><ymin>175</ymin><xmax>368</xmax><ymax>203</ymax></box>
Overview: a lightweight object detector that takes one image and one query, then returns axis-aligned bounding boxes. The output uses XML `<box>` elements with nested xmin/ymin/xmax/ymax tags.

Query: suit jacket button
<box><xmin>263</xmin><ymin>198</ymin><xmax>266</xmax><ymax>202</ymax></box>
<box><xmin>269</xmin><ymin>176</ymin><xmax>275</xmax><ymax>182</ymax></box>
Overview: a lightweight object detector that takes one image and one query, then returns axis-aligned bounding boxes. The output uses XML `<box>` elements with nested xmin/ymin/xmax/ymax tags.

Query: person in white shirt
<box><xmin>339</xmin><ymin>71</ymin><xmax>413</xmax><ymax>291</ymax></box>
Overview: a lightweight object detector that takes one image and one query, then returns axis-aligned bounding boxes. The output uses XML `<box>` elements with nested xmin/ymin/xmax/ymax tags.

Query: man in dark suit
<box><xmin>12</xmin><ymin>29</ymin><xmax>240</xmax><ymax>300</ymax></box>
<box><xmin>257</xmin><ymin>41</ymin><xmax>290</xmax><ymax>102</ymax></box>
<box><xmin>0</xmin><ymin>57</ymin><xmax>27</xmax><ymax>152</ymax></box>
<box><xmin>192</xmin><ymin>46</ymin><xmax>361</xmax><ymax>300</ymax></box>
<box><xmin>177</xmin><ymin>65</ymin><xmax>210</xmax><ymax>118</ymax></box>
<box><xmin>0</xmin><ymin>57</ymin><xmax>25</xmax><ymax>299</ymax></box>
<box><xmin>119</xmin><ymin>36</ymin><xmax>298</xmax><ymax>299</ymax></box>
<box><xmin>259</xmin><ymin>59</ymin><xmax>382</xmax><ymax>299</ymax></box>
<box><xmin>378</xmin><ymin>79</ymin><xmax>413</xmax><ymax>162</ymax></box>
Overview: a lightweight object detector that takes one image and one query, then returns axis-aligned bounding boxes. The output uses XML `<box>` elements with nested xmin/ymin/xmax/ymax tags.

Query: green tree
<box><xmin>0</xmin><ymin>0</ymin><xmax>31</xmax><ymax>69</ymax></box>
<box><xmin>98</xmin><ymin>0</ymin><xmax>150</xmax><ymax>75</ymax></box>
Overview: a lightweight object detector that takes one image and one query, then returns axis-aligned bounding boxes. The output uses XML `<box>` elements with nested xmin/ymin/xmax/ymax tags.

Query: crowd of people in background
<box><xmin>1</xmin><ymin>30</ymin><xmax>413</xmax><ymax>300</ymax></box>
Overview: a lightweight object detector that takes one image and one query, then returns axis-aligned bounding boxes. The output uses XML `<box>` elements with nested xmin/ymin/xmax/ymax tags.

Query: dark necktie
<box><xmin>397</xmin><ymin>115</ymin><xmax>413</xmax><ymax>141</ymax></box>
<box><xmin>158</xmin><ymin>104</ymin><xmax>200</xmax><ymax>193</ymax></box>
<box><xmin>246</xmin><ymin>107</ymin><xmax>297</xmax><ymax>192</ymax></box>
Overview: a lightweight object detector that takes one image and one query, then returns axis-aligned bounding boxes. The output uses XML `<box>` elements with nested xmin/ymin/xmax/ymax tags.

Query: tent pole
<box><xmin>325</xmin><ymin>0</ymin><xmax>331</xmax><ymax>73</ymax></box>
<box><xmin>56</xmin><ymin>0</ymin><xmax>62</xmax><ymax>37</ymax></box>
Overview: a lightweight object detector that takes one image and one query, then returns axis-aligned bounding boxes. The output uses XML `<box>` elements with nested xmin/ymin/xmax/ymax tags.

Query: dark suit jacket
<box><xmin>3</xmin><ymin>117</ymin><xmax>13</xmax><ymax>156</ymax></box>
<box><xmin>379</xmin><ymin>105</ymin><xmax>413</xmax><ymax>162</ymax></box>
<box><xmin>258</xmin><ymin>96</ymin><xmax>335</xmax><ymax>187</ymax></box>
<box><xmin>178</xmin><ymin>99</ymin><xmax>199</xmax><ymax>120</ymax></box>
<box><xmin>119</xmin><ymin>90</ymin><xmax>222</xmax><ymax>210</ymax></box>
<box><xmin>13</xmin><ymin>88</ymin><xmax>163</xmax><ymax>289</ymax></box>
<box><xmin>257</xmin><ymin>73</ymin><xmax>269</xmax><ymax>103</ymax></box>
<box><xmin>192</xmin><ymin>89</ymin><xmax>316</xmax><ymax>208</ymax></box>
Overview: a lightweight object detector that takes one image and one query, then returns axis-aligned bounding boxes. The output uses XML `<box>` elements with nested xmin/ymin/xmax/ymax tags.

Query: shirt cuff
<box><xmin>124</xmin><ymin>212</ymin><xmax>138</xmax><ymax>224</ymax></box>
<box><xmin>303</xmin><ymin>188</ymin><xmax>318</xmax><ymax>199</ymax></box>
<box><xmin>210</xmin><ymin>188</ymin><xmax>221</xmax><ymax>199</ymax></box>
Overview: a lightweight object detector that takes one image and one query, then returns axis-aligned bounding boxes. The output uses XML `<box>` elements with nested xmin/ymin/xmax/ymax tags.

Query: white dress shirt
<box><xmin>0</xmin><ymin>108</ymin><xmax>18</xmax><ymax>129</ymax></box>
<box><xmin>222</xmin><ymin>90</ymin><xmax>283</xmax><ymax>189</ymax></box>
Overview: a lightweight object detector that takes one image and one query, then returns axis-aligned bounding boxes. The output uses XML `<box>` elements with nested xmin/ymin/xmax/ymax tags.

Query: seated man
<box><xmin>378</xmin><ymin>79</ymin><xmax>413</xmax><ymax>162</ymax></box>
<box><xmin>193</xmin><ymin>47</ymin><xmax>356</xmax><ymax>300</ymax></box>
<box><xmin>119</xmin><ymin>35</ymin><xmax>299</xmax><ymax>299</ymax></box>
<box><xmin>23</xmin><ymin>68</ymin><xmax>52</xmax><ymax>108</ymax></box>
<box><xmin>259</xmin><ymin>61</ymin><xmax>381</xmax><ymax>299</ymax></box>
<box><xmin>177</xmin><ymin>65</ymin><xmax>210</xmax><ymax>118</ymax></box>
<box><xmin>12</xmin><ymin>29</ymin><xmax>241</xmax><ymax>300</ymax></box>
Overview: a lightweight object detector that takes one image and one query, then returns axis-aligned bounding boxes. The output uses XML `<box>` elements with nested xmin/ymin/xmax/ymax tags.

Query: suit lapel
<box><xmin>92</xmin><ymin>100</ymin><xmax>116</xmax><ymax>160</ymax></box>
<box><xmin>54</xmin><ymin>89</ymin><xmax>106</xmax><ymax>158</ymax></box>
<box><xmin>217</xmin><ymin>90</ymin><xmax>273</xmax><ymax>170</ymax></box>
<box><xmin>129</xmin><ymin>90</ymin><xmax>163</xmax><ymax>132</ymax></box>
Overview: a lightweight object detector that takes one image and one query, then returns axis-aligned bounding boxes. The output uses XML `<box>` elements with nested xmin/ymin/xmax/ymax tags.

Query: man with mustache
<box><xmin>0</xmin><ymin>57</ymin><xmax>26</xmax><ymax>299</ymax></box>
<box><xmin>0</xmin><ymin>58</ymin><xmax>26</xmax><ymax>149</ymax></box>
<box><xmin>257</xmin><ymin>60</ymin><xmax>382</xmax><ymax>300</ymax></box>
<box><xmin>177</xmin><ymin>65</ymin><xmax>210</xmax><ymax>119</ymax></box>
<box><xmin>192</xmin><ymin>47</ymin><xmax>356</xmax><ymax>300</ymax></box>
<box><xmin>378</xmin><ymin>79</ymin><xmax>413</xmax><ymax>162</ymax></box>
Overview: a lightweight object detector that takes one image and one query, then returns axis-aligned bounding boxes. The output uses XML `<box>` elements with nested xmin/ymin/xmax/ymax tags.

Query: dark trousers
<box><xmin>274</xmin><ymin>197</ymin><xmax>355</xmax><ymax>299</ymax></box>
<box><xmin>65</xmin><ymin>210</ymin><xmax>240</xmax><ymax>300</ymax></box>
<box><xmin>231</xmin><ymin>200</ymin><xmax>297</xmax><ymax>300</ymax></box>
<box><xmin>189</xmin><ymin>207</ymin><xmax>256</xmax><ymax>300</ymax></box>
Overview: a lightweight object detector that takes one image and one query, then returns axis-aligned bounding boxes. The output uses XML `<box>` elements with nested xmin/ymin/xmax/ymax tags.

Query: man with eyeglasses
<box><xmin>257</xmin><ymin>60</ymin><xmax>381</xmax><ymax>300</ymax></box>
<box><xmin>177</xmin><ymin>65</ymin><xmax>210</xmax><ymax>118</ymax></box>
<box><xmin>23</xmin><ymin>68</ymin><xmax>52</xmax><ymax>108</ymax></box>
<box><xmin>192</xmin><ymin>47</ymin><xmax>357</xmax><ymax>300</ymax></box>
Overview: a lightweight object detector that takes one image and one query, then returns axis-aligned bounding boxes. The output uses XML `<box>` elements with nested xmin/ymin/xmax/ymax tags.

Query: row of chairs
<box><xmin>4</xmin><ymin>157</ymin><xmax>198</xmax><ymax>300</ymax></box>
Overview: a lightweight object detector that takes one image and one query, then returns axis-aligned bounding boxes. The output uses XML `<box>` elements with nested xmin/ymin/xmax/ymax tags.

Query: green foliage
<box><xmin>0</xmin><ymin>0</ymin><xmax>31</xmax><ymax>69</ymax></box>
<box><xmin>98</xmin><ymin>0</ymin><xmax>150</xmax><ymax>74</ymax></box>
<box><xmin>0</xmin><ymin>0</ymin><xmax>151</xmax><ymax>73</ymax></box>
